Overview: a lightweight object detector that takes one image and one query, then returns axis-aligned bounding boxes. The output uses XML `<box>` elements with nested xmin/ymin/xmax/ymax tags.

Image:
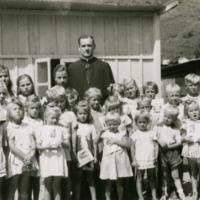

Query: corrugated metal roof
<box><xmin>0</xmin><ymin>0</ymin><xmax>171</xmax><ymax>12</ymax></box>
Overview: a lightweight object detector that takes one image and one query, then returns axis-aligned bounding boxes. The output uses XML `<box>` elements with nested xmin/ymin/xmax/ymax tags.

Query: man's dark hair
<box><xmin>78</xmin><ymin>35</ymin><xmax>96</xmax><ymax>46</ymax></box>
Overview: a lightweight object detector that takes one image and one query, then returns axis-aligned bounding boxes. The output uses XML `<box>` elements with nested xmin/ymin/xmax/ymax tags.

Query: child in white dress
<box><xmin>131</xmin><ymin>111</ymin><xmax>158</xmax><ymax>200</ymax></box>
<box><xmin>36</xmin><ymin>107</ymin><xmax>69</xmax><ymax>200</ymax></box>
<box><xmin>45</xmin><ymin>85</ymin><xmax>77</xmax><ymax>200</ymax></box>
<box><xmin>181</xmin><ymin>100</ymin><xmax>200</xmax><ymax>200</ymax></box>
<box><xmin>6</xmin><ymin>98</ymin><xmax>38</xmax><ymax>200</ymax></box>
<box><xmin>73</xmin><ymin>100</ymin><xmax>97</xmax><ymax>200</ymax></box>
<box><xmin>23</xmin><ymin>95</ymin><xmax>43</xmax><ymax>200</ymax></box>
<box><xmin>95</xmin><ymin>111</ymin><xmax>133</xmax><ymax>200</ymax></box>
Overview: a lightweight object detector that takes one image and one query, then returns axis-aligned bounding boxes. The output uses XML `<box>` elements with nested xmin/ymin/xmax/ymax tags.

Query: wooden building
<box><xmin>0</xmin><ymin>0</ymin><xmax>170</xmax><ymax>97</ymax></box>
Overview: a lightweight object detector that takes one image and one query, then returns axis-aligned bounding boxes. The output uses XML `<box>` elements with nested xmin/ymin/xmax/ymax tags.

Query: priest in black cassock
<box><xmin>67</xmin><ymin>35</ymin><xmax>115</xmax><ymax>102</ymax></box>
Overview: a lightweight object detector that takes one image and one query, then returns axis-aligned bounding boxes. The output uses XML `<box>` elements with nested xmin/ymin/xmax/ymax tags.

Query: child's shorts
<box><xmin>161</xmin><ymin>150</ymin><xmax>182</xmax><ymax>168</ymax></box>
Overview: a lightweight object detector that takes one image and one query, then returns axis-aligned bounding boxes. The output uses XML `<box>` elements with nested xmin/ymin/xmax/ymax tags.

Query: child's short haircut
<box><xmin>107</xmin><ymin>83</ymin><xmax>125</xmax><ymax>96</ymax></box>
<box><xmin>164</xmin><ymin>104</ymin><xmax>179</xmax><ymax>119</ymax></box>
<box><xmin>135</xmin><ymin>110</ymin><xmax>151</xmax><ymax>124</ymax></box>
<box><xmin>165</xmin><ymin>83</ymin><xmax>180</xmax><ymax>95</ymax></box>
<box><xmin>84</xmin><ymin>87</ymin><xmax>102</xmax><ymax>101</ymax></box>
<box><xmin>137</xmin><ymin>97</ymin><xmax>152</xmax><ymax>110</ymax></box>
<box><xmin>184</xmin><ymin>100</ymin><xmax>199</xmax><ymax>117</ymax></box>
<box><xmin>105</xmin><ymin>111</ymin><xmax>121</xmax><ymax>125</ymax></box>
<box><xmin>122</xmin><ymin>78</ymin><xmax>140</xmax><ymax>98</ymax></box>
<box><xmin>74</xmin><ymin>100</ymin><xmax>93</xmax><ymax>123</ymax></box>
<box><xmin>44</xmin><ymin>107</ymin><xmax>61</xmax><ymax>118</ymax></box>
<box><xmin>7</xmin><ymin>97</ymin><xmax>24</xmax><ymax>120</ymax></box>
<box><xmin>104</xmin><ymin>96</ymin><xmax>122</xmax><ymax>114</ymax></box>
<box><xmin>46</xmin><ymin>85</ymin><xmax>66</xmax><ymax>100</ymax></box>
<box><xmin>0</xmin><ymin>80</ymin><xmax>8</xmax><ymax>94</ymax></box>
<box><xmin>53</xmin><ymin>64</ymin><xmax>68</xmax><ymax>78</ymax></box>
<box><xmin>143</xmin><ymin>81</ymin><xmax>159</xmax><ymax>95</ymax></box>
<box><xmin>185</xmin><ymin>73</ymin><xmax>200</xmax><ymax>84</ymax></box>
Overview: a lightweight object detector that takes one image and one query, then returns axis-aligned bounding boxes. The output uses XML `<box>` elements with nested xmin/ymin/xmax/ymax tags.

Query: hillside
<box><xmin>161</xmin><ymin>0</ymin><xmax>200</xmax><ymax>60</ymax></box>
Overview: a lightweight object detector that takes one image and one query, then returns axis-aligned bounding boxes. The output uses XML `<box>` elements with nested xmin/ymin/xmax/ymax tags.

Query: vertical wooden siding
<box><xmin>0</xmin><ymin>13</ymin><xmax>154</xmax><ymax>56</ymax></box>
<box><xmin>0</xmin><ymin>12</ymin><xmax>158</xmax><ymax>93</ymax></box>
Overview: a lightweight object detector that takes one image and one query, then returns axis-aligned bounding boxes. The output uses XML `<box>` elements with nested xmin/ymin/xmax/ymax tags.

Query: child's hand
<box><xmin>186</xmin><ymin>136</ymin><xmax>194</xmax><ymax>143</ymax></box>
<box><xmin>132</xmin><ymin>160</ymin><xmax>138</xmax><ymax>167</ymax></box>
<box><xmin>107</xmin><ymin>138</ymin><xmax>117</xmax><ymax>145</ymax></box>
<box><xmin>158</xmin><ymin>140</ymin><xmax>167</xmax><ymax>148</ymax></box>
<box><xmin>94</xmin><ymin>156</ymin><xmax>98</xmax><ymax>164</ymax></box>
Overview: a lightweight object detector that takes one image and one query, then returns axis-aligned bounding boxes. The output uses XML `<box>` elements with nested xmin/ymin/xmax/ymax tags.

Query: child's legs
<box><xmin>52</xmin><ymin>177</ymin><xmax>62</xmax><ymax>200</ymax></box>
<box><xmin>74</xmin><ymin>168</ymin><xmax>83</xmax><ymax>200</ymax></box>
<box><xmin>161</xmin><ymin>167</ymin><xmax>168</xmax><ymax>195</ymax></box>
<box><xmin>85</xmin><ymin>170</ymin><xmax>96</xmax><ymax>200</ymax></box>
<box><xmin>171</xmin><ymin>166</ymin><xmax>183</xmax><ymax>192</ymax></box>
<box><xmin>147</xmin><ymin>168</ymin><xmax>157</xmax><ymax>198</ymax></box>
<box><xmin>18</xmin><ymin>172</ymin><xmax>31</xmax><ymax>200</ymax></box>
<box><xmin>7</xmin><ymin>175</ymin><xmax>19</xmax><ymax>200</ymax></box>
<box><xmin>44</xmin><ymin>177</ymin><xmax>53</xmax><ymax>200</ymax></box>
<box><xmin>116</xmin><ymin>178</ymin><xmax>123</xmax><ymax>200</ymax></box>
<box><xmin>0</xmin><ymin>177</ymin><xmax>4</xmax><ymax>200</ymax></box>
<box><xmin>28</xmin><ymin>176</ymin><xmax>40</xmax><ymax>200</ymax></box>
<box><xmin>136</xmin><ymin>169</ymin><xmax>145</xmax><ymax>200</ymax></box>
<box><xmin>105</xmin><ymin>180</ymin><xmax>114</xmax><ymax>200</ymax></box>
<box><xmin>188</xmin><ymin>158</ymin><xmax>198</xmax><ymax>193</ymax></box>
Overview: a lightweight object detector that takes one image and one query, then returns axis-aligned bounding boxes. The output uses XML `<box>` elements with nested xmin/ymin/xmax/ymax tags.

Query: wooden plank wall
<box><xmin>0</xmin><ymin>12</ymin><xmax>156</xmax><ymax>92</ymax></box>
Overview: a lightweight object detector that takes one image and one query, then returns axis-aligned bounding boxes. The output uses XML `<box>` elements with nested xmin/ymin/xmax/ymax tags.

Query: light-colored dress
<box><xmin>36</xmin><ymin>125</ymin><xmax>69</xmax><ymax>178</ymax></box>
<box><xmin>76</xmin><ymin>123</ymin><xmax>96</xmax><ymax>170</ymax></box>
<box><xmin>7</xmin><ymin>122</ymin><xmax>38</xmax><ymax>178</ymax></box>
<box><xmin>100</xmin><ymin>130</ymin><xmax>133</xmax><ymax>180</ymax></box>
<box><xmin>131</xmin><ymin>130</ymin><xmax>158</xmax><ymax>170</ymax></box>
<box><xmin>181</xmin><ymin>119</ymin><xmax>200</xmax><ymax>158</ymax></box>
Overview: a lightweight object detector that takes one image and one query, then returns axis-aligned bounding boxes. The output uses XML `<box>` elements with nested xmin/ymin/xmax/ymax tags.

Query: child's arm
<box><xmin>61</xmin><ymin>127</ymin><xmax>70</xmax><ymax>148</ymax></box>
<box><xmin>108</xmin><ymin>135</ymin><xmax>129</xmax><ymax>149</ymax></box>
<box><xmin>9</xmin><ymin>139</ymin><xmax>27</xmax><ymax>161</ymax></box>
<box><xmin>72</xmin><ymin>127</ymin><xmax>77</xmax><ymax>155</ymax></box>
<box><xmin>94</xmin><ymin>127</ymin><xmax>107</xmax><ymax>144</ymax></box>
<box><xmin>166</xmin><ymin>141</ymin><xmax>181</xmax><ymax>150</ymax></box>
<box><xmin>130</xmin><ymin>139</ymin><xmax>137</xmax><ymax>167</ymax></box>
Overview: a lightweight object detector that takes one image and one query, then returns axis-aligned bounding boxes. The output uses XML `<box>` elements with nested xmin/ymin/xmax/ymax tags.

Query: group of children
<box><xmin>0</xmin><ymin>64</ymin><xmax>200</xmax><ymax>200</ymax></box>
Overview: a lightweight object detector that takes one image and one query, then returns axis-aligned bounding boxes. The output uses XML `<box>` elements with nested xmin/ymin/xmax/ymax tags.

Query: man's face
<box><xmin>78</xmin><ymin>38</ymin><xmax>95</xmax><ymax>59</ymax></box>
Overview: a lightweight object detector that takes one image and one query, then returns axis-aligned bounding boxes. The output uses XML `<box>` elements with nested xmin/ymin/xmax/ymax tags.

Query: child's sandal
<box><xmin>192</xmin><ymin>192</ymin><xmax>198</xmax><ymax>200</ymax></box>
<box><xmin>160</xmin><ymin>195</ymin><xmax>168</xmax><ymax>200</ymax></box>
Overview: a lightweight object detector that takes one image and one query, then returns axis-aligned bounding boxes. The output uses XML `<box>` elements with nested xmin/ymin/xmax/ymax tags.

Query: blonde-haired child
<box><xmin>159</xmin><ymin>83</ymin><xmax>184</xmax><ymax>128</ymax></box>
<box><xmin>73</xmin><ymin>100</ymin><xmax>97</xmax><ymax>200</ymax></box>
<box><xmin>182</xmin><ymin>73</ymin><xmax>200</xmax><ymax>106</ymax></box>
<box><xmin>23</xmin><ymin>95</ymin><xmax>43</xmax><ymax>200</ymax></box>
<box><xmin>36</xmin><ymin>107</ymin><xmax>69</xmax><ymax>200</ymax></box>
<box><xmin>156</xmin><ymin>105</ymin><xmax>185</xmax><ymax>200</ymax></box>
<box><xmin>6</xmin><ymin>98</ymin><xmax>38</xmax><ymax>200</ymax></box>
<box><xmin>45</xmin><ymin>85</ymin><xmax>77</xmax><ymax>200</ymax></box>
<box><xmin>95</xmin><ymin>111</ymin><xmax>133</xmax><ymax>200</ymax></box>
<box><xmin>131</xmin><ymin>111</ymin><xmax>158</xmax><ymax>200</ymax></box>
<box><xmin>181</xmin><ymin>100</ymin><xmax>200</xmax><ymax>200</ymax></box>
